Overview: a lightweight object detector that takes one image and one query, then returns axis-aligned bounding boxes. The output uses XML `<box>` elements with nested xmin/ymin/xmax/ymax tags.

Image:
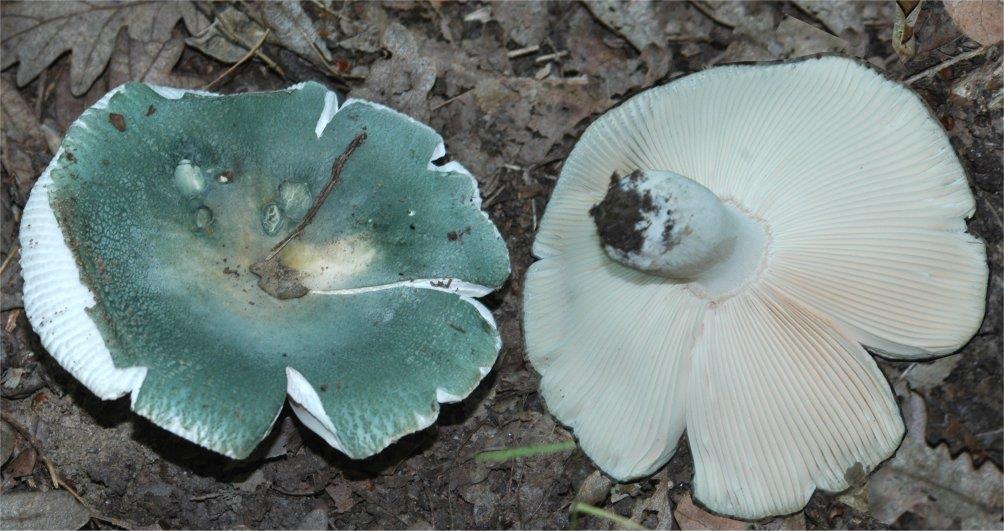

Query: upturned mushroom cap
<box><xmin>525</xmin><ymin>56</ymin><xmax>987</xmax><ymax>519</ymax></box>
<box><xmin>20</xmin><ymin>82</ymin><xmax>510</xmax><ymax>459</ymax></box>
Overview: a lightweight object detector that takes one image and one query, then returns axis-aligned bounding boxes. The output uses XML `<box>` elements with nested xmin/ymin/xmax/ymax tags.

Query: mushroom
<box><xmin>524</xmin><ymin>56</ymin><xmax>987</xmax><ymax>519</ymax></box>
<box><xmin>20</xmin><ymin>82</ymin><xmax>510</xmax><ymax>459</ymax></box>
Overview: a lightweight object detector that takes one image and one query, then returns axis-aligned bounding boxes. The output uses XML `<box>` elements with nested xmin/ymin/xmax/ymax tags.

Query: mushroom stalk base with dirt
<box><xmin>590</xmin><ymin>169</ymin><xmax>768</xmax><ymax>299</ymax></box>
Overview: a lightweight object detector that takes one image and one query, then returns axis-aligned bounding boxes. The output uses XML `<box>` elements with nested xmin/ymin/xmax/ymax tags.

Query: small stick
<box><xmin>904</xmin><ymin>45</ymin><xmax>991</xmax><ymax>85</ymax></box>
<box><xmin>266</xmin><ymin>132</ymin><xmax>367</xmax><ymax>260</ymax></box>
<box><xmin>431</xmin><ymin>89</ymin><xmax>472</xmax><ymax>111</ymax></box>
<box><xmin>534</xmin><ymin>50</ymin><xmax>568</xmax><ymax>64</ymax></box>
<box><xmin>0</xmin><ymin>244</ymin><xmax>20</xmax><ymax>276</ymax></box>
<box><xmin>215</xmin><ymin>16</ymin><xmax>285</xmax><ymax>78</ymax></box>
<box><xmin>507</xmin><ymin>45</ymin><xmax>540</xmax><ymax>59</ymax></box>
<box><xmin>204</xmin><ymin>29</ymin><xmax>271</xmax><ymax>90</ymax></box>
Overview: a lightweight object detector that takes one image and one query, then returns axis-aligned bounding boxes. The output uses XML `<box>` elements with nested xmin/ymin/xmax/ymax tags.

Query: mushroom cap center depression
<box><xmin>590</xmin><ymin>169</ymin><xmax>769</xmax><ymax>300</ymax></box>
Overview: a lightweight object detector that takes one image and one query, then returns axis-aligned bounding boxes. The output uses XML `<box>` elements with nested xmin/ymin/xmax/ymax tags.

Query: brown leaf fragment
<box><xmin>893</xmin><ymin>0</ymin><xmax>924</xmax><ymax>59</ymax></box>
<box><xmin>673</xmin><ymin>493</ymin><xmax>748</xmax><ymax>530</ymax></box>
<box><xmin>944</xmin><ymin>0</ymin><xmax>1004</xmax><ymax>45</ymax></box>
<box><xmin>0</xmin><ymin>0</ymin><xmax>208</xmax><ymax>96</ymax></box>
<box><xmin>0</xmin><ymin>490</ymin><xmax>90</xmax><ymax>530</ymax></box>
<box><xmin>3</xmin><ymin>447</ymin><xmax>36</xmax><ymax>479</ymax></box>
<box><xmin>0</xmin><ymin>77</ymin><xmax>46</xmax><ymax>148</ymax></box>
<box><xmin>630</xmin><ymin>469</ymin><xmax>673</xmax><ymax>530</ymax></box>
<box><xmin>352</xmin><ymin>24</ymin><xmax>436</xmax><ymax>120</ymax></box>
<box><xmin>108</xmin><ymin>113</ymin><xmax>126</xmax><ymax>132</ymax></box>
<box><xmin>582</xmin><ymin>0</ymin><xmax>672</xmax><ymax>52</ymax></box>
<box><xmin>575</xmin><ymin>470</ymin><xmax>612</xmax><ymax>506</ymax></box>
<box><xmin>792</xmin><ymin>0</ymin><xmax>864</xmax><ymax>35</ymax></box>
<box><xmin>108</xmin><ymin>30</ymin><xmax>201</xmax><ymax>91</ymax></box>
<box><xmin>294</xmin><ymin>505</ymin><xmax>329</xmax><ymax>530</ymax></box>
<box><xmin>188</xmin><ymin>2</ymin><xmax>333</xmax><ymax>74</ymax></box>
<box><xmin>325</xmin><ymin>483</ymin><xmax>357</xmax><ymax>514</ymax></box>
<box><xmin>868</xmin><ymin>390</ymin><xmax>1004</xmax><ymax>529</ymax></box>
<box><xmin>249</xmin><ymin>257</ymin><xmax>308</xmax><ymax>300</ymax></box>
<box><xmin>0</xmin><ymin>421</ymin><xmax>13</xmax><ymax>465</ymax></box>
<box><xmin>775</xmin><ymin>16</ymin><xmax>851</xmax><ymax>58</ymax></box>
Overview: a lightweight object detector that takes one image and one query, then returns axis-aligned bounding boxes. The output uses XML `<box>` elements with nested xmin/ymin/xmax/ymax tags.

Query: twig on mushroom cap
<box><xmin>266</xmin><ymin>132</ymin><xmax>368</xmax><ymax>261</ymax></box>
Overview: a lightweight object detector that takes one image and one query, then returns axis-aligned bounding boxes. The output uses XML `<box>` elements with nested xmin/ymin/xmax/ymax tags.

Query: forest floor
<box><xmin>1</xmin><ymin>1</ymin><xmax>1001</xmax><ymax>529</ymax></box>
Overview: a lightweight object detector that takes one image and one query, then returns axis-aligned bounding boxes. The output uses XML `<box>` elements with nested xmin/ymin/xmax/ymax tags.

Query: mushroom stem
<box><xmin>590</xmin><ymin>170</ymin><xmax>766</xmax><ymax>297</ymax></box>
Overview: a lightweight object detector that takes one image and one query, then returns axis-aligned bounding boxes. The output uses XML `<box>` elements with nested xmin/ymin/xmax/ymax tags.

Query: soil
<box><xmin>1</xmin><ymin>1</ymin><xmax>1001</xmax><ymax>529</ymax></box>
<box><xmin>590</xmin><ymin>171</ymin><xmax>657</xmax><ymax>257</ymax></box>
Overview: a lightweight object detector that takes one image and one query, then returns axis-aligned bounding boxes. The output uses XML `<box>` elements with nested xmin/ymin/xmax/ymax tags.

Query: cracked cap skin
<box><xmin>20</xmin><ymin>82</ymin><xmax>510</xmax><ymax>460</ymax></box>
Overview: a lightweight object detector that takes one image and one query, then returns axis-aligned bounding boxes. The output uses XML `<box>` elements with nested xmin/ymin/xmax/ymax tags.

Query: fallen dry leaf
<box><xmin>775</xmin><ymin>16</ymin><xmax>851</xmax><ymax>58</ymax></box>
<box><xmin>244</xmin><ymin>1</ymin><xmax>334</xmax><ymax>67</ymax></box>
<box><xmin>868</xmin><ymin>390</ymin><xmax>1004</xmax><ymax>528</ymax></box>
<box><xmin>3</xmin><ymin>447</ymin><xmax>36</xmax><ymax>479</ymax></box>
<box><xmin>630</xmin><ymin>469</ymin><xmax>673</xmax><ymax>530</ymax></box>
<box><xmin>583</xmin><ymin>0</ymin><xmax>673</xmax><ymax>52</ymax></box>
<box><xmin>944</xmin><ymin>0</ymin><xmax>1004</xmax><ymax>45</ymax></box>
<box><xmin>325</xmin><ymin>482</ymin><xmax>357</xmax><ymax>514</ymax></box>
<box><xmin>575</xmin><ymin>470</ymin><xmax>612</xmax><ymax>506</ymax></box>
<box><xmin>187</xmin><ymin>2</ymin><xmax>333</xmax><ymax>74</ymax></box>
<box><xmin>0</xmin><ymin>490</ymin><xmax>90</xmax><ymax>530</ymax></box>
<box><xmin>0</xmin><ymin>421</ymin><xmax>13</xmax><ymax>465</ymax></box>
<box><xmin>792</xmin><ymin>0</ymin><xmax>864</xmax><ymax>35</ymax></box>
<box><xmin>673</xmin><ymin>493</ymin><xmax>748</xmax><ymax>530</ymax></box>
<box><xmin>108</xmin><ymin>31</ymin><xmax>201</xmax><ymax>90</ymax></box>
<box><xmin>892</xmin><ymin>0</ymin><xmax>924</xmax><ymax>59</ymax></box>
<box><xmin>0</xmin><ymin>75</ymin><xmax>47</xmax><ymax>200</ymax></box>
<box><xmin>903</xmin><ymin>354</ymin><xmax>961</xmax><ymax>391</ymax></box>
<box><xmin>0</xmin><ymin>0</ymin><xmax>208</xmax><ymax>96</ymax></box>
<box><xmin>351</xmin><ymin>23</ymin><xmax>436</xmax><ymax>121</ymax></box>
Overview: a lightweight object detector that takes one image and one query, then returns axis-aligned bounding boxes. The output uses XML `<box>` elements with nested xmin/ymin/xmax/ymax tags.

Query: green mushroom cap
<box><xmin>20</xmin><ymin>82</ymin><xmax>510</xmax><ymax>459</ymax></box>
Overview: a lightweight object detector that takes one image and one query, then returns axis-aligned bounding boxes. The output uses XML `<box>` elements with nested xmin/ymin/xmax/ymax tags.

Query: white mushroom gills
<box><xmin>590</xmin><ymin>169</ymin><xmax>768</xmax><ymax>298</ymax></box>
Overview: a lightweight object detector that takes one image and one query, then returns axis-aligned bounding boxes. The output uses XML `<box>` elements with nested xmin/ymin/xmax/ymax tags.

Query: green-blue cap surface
<box><xmin>20</xmin><ymin>82</ymin><xmax>510</xmax><ymax>459</ymax></box>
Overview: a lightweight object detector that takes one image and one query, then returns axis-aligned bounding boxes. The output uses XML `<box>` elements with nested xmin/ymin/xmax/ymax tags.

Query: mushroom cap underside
<box><xmin>525</xmin><ymin>55</ymin><xmax>988</xmax><ymax>519</ymax></box>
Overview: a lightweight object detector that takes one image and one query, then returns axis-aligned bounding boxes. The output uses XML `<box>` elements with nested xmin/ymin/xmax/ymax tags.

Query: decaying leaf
<box><xmin>0</xmin><ymin>490</ymin><xmax>90</xmax><ymax>530</ymax></box>
<box><xmin>0</xmin><ymin>75</ymin><xmax>47</xmax><ymax>197</ymax></box>
<box><xmin>186</xmin><ymin>2</ymin><xmax>333</xmax><ymax>74</ymax></box>
<box><xmin>333</xmin><ymin>2</ymin><xmax>390</xmax><ymax>53</ymax></box>
<box><xmin>903</xmin><ymin>354</ymin><xmax>962</xmax><ymax>391</ymax></box>
<box><xmin>629</xmin><ymin>469</ymin><xmax>673</xmax><ymax>530</ymax></box>
<box><xmin>2</xmin><ymin>446</ymin><xmax>36</xmax><ymax>479</ymax></box>
<box><xmin>673</xmin><ymin>493</ymin><xmax>748</xmax><ymax>530</ymax></box>
<box><xmin>943</xmin><ymin>0</ymin><xmax>1004</xmax><ymax>45</ymax></box>
<box><xmin>575</xmin><ymin>470</ymin><xmax>613</xmax><ymax>506</ymax></box>
<box><xmin>244</xmin><ymin>1</ymin><xmax>334</xmax><ymax>66</ymax></box>
<box><xmin>325</xmin><ymin>482</ymin><xmax>357</xmax><ymax>514</ymax></box>
<box><xmin>775</xmin><ymin>16</ymin><xmax>851</xmax><ymax>58</ymax></box>
<box><xmin>0</xmin><ymin>421</ymin><xmax>13</xmax><ymax>466</ymax></box>
<box><xmin>351</xmin><ymin>23</ymin><xmax>436</xmax><ymax>120</ymax></box>
<box><xmin>493</xmin><ymin>1</ymin><xmax>549</xmax><ymax>48</ymax></box>
<box><xmin>893</xmin><ymin>0</ymin><xmax>924</xmax><ymax>59</ymax></box>
<box><xmin>108</xmin><ymin>30</ymin><xmax>201</xmax><ymax>90</ymax></box>
<box><xmin>868</xmin><ymin>391</ymin><xmax>1004</xmax><ymax>528</ymax></box>
<box><xmin>582</xmin><ymin>0</ymin><xmax>672</xmax><ymax>52</ymax></box>
<box><xmin>792</xmin><ymin>0</ymin><xmax>864</xmax><ymax>35</ymax></box>
<box><xmin>0</xmin><ymin>0</ymin><xmax>208</xmax><ymax>96</ymax></box>
<box><xmin>920</xmin><ymin>336</ymin><xmax>1003</xmax><ymax>467</ymax></box>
